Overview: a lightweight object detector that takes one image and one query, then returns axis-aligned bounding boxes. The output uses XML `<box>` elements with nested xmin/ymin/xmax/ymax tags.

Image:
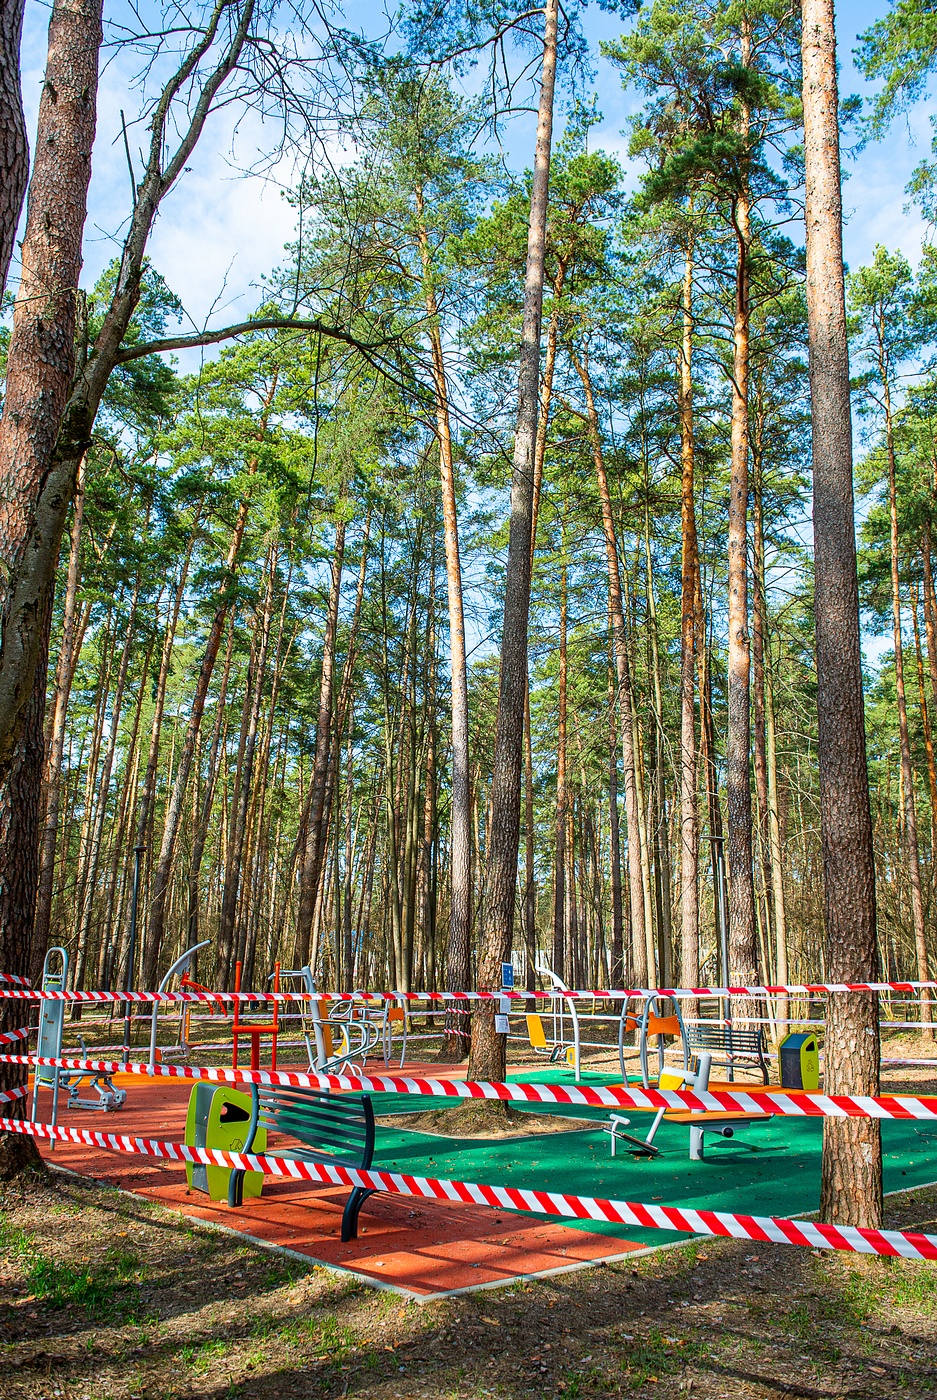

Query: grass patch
<box><xmin>619</xmin><ymin>1326</ymin><xmax>696</xmax><ymax>1388</ymax></box>
<box><xmin>181</xmin><ymin>1337</ymin><xmax>228</xmax><ymax>1373</ymax></box>
<box><xmin>839</xmin><ymin>1258</ymin><xmax>937</xmax><ymax>1319</ymax></box>
<box><xmin>0</xmin><ymin>1215</ymin><xmax>143</xmax><ymax>1321</ymax></box>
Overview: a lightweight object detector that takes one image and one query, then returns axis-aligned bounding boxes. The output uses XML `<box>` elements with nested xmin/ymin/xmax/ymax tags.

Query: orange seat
<box><xmin>647</xmin><ymin>1013</ymin><xmax>681</xmax><ymax>1037</ymax></box>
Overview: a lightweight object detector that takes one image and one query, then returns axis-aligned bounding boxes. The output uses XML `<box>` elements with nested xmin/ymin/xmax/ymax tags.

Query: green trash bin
<box><xmin>778</xmin><ymin>1032</ymin><xmax>820</xmax><ymax>1091</ymax></box>
<box><xmin>185</xmin><ymin>1083</ymin><xmax>266</xmax><ymax>1202</ymax></box>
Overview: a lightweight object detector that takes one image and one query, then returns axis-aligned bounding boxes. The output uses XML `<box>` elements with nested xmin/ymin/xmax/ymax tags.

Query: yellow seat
<box><xmin>526</xmin><ymin>1014</ymin><xmax>548</xmax><ymax>1051</ymax></box>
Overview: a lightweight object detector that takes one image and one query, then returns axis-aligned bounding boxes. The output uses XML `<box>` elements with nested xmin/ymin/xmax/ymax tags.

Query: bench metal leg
<box><xmin>342</xmin><ymin>1187</ymin><xmax>374</xmax><ymax>1242</ymax></box>
<box><xmin>689</xmin><ymin>1126</ymin><xmax>704</xmax><ymax>1161</ymax></box>
<box><xmin>228</xmin><ymin>1168</ymin><xmax>245</xmax><ymax>1208</ymax></box>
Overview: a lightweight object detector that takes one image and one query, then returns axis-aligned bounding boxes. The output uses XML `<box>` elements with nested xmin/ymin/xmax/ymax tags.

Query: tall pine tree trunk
<box><xmin>0</xmin><ymin>0</ymin><xmax>27</xmax><ymax>294</ymax></box>
<box><xmin>218</xmin><ymin>545</ymin><xmax>276</xmax><ymax>985</ymax></box>
<box><xmin>883</xmin><ymin>384</ymin><xmax>931</xmax><ymax>1027</ymax></box>
<box><xmin>571</xmin><ymin>349</ymin><xmax>648</xmax><ymax>985</ymax></box>
<box><xmin>726</xmin><ymin>184</ymin><xmax>758</xmax><ymax>994</ymax></box>
<box><xmin>553</xmin><ymin>548</ymin><xmax>568</xmax><ymax>980</ymax></box>
<box><xmin>0</xmin><ymin>0</ymin><xmax>102</xmax><ymax>1169</ymax></box>
<box><xmin>415</xmin><ymin>194</ymin><xmax>473</xmax><ymax>1055</ymax></box>
<box><xmin>294</xmin><ymin>519</ymin><xmax>346</xmax><ymax>968</ymax></box>
<box><xmin>910</xmin><ymin>580</ymin><xmax>937</xmax><ymax>852</ymax></box>
<box><xmin>32</xmin><ymin>459</ymin><xmax>89</xmax><ymax>977</ymax></box>
<box><xmin>679</xmin><ymin>240</ymin><xmax>700</xmax><ymax>992</ymax></box>
<box><xmin>802</xmin><ymin>0</ymin><xmax>882</xmax><ymax>1229</ymax></box>
<box><xmin>469</xmin><ymin>0</ymin><xmax>558</xmax><ymax>1081</ymax></box>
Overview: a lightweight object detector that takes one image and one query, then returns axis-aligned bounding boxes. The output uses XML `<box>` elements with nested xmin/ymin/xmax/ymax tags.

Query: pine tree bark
<box><xmin>884</xmin><ymin>387</ymin><xmax>931</xmax><ymax>1026</ymax></box>
<box><xmin>802</xmin><ymin>0</ymin><xmax>883</xmax><ymax>1229</ymax></box>
<box><xmin>218</xmin><ymin>545</ymin><xmax>275</xmax><ymax>985</ymax></box>
<box><xmin>294</xmin><ymin>518</ymin><xmax>346</xmax><ymax>968</ymax></box>
<box><xmin>764</xmin><ymin>602</ymin><xmax>788</xmax><ymax>1018</ymax></box>
<box><xmin>0</xmin><ymin>0</ymin><xmax>102</xmax><ymax>762</ymax></box>
<box><xmin>32</xmin><ymin>459</ymin><xmax>88</xmax><ymax>977</ymax></box>
<box><xmin>0</xmin><ymin>0</ymin><xmax>101</xmax><ymax>1141</ymax></box>
<box><xmin>679</xmin><ymin>240</ymin><xmax>700</xmax><ymax>991</ymax></box>
<box><xmin>0</xmin><ymin>584</ymin><xmax>50</xmax><ymax>1163</ymax></box>
<box><xmin>751</xmin><ymin>439</ymin><xmax>775</xmax><ymax>977</ymax></box>
<box><xmin>571</xmin><ymin>349</ymin><xmax>648</xmax><ymax>986</ymax></box>
<box><xmin>141</xmin><ymin>487</ymin><xmax>254</xmax><ymax>986</ymax></box>
<box><xmin>553</xmin><ymin>549</ymin><xmax>568</xmax><ymax>980</ymax></box>
<box><xmin>607</xmin><ymin>640</ymin><xmax>625</xmax><ymax>984</ymax></box>
<box><xmin>519</xmin><ymin>261</ymin><xmax>565</xmax><ymax>1001</ymax></box>
<box><xmin>415</xmin><ymin>194</ymin><xmax>473</xmax><ymax>1055</ymax></box>
<box><xmin>469</xmin><ymin>0</ymin><xmax>558</xmax><ymax>1082</ymax></box>
<box><xmin>644</xmin><ymin>503</ymin><xmax>672</xmax><ymax>987</ymax></box>
<box><xmin>910</xmin><ymin>581</ymin><xmax>937</xmax><ymax>853</ymax></box>
<box><xmin>921</xmin><ymin>520</ymin><xmax>937</xmax><ymax>727</ymax></box>
<box><xmin>0</xmin><ymin>0</ymin><xmax>27</xmax><ymax>296</ymax></box>
<box><xmin>726</xmin><ymin>182</ymin><xmax>758</xmax><ymax>993</ymax></box>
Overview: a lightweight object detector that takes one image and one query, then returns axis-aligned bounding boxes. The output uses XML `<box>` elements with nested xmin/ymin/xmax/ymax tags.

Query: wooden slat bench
<box><xmin>687</xmin><ymin>1023</ymin><xmax>770</xmax><ymax>1083</ymax></box>
<box><xmin>229</xmin><ymin>1084</ymin><xmax>376</xmax><ymax>1240</ymax></box>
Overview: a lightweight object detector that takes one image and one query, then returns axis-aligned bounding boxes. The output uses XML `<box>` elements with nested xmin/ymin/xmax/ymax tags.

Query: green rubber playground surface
<box><xmin>369</xmin><ymin>1067</ymin><xmax>937</xmax><ymax>1250</ymax></box>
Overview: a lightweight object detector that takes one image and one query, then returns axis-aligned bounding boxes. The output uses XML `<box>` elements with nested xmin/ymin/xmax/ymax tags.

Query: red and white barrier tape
<box><xmin>9</xmin><ymin>1053</ymin><xmax>937</xmax><ymax>1122</ymax></box>
<box><xmin>0</xmin><ymin>1083</ymin><xmax>27</xmax><ymax>1104</ymax></box>
<box><xmin>0</xmin><ymin>973</ymin><xmax>31</xmax><ymax>987</ymax></box>
<box><xmin>0</xmin><ymin>1026</ymin><xmax>30</xmax><ymax>1045</ymax></box>
<box><xmin>1</xmin><ymin>981</ymin><xmax>936</xmax><ymax>1006</ymax></box>
<box><xmin>1</xmin><ymin>1114</ymin><xmax>934</xmax><ymax>1261</ymax></box>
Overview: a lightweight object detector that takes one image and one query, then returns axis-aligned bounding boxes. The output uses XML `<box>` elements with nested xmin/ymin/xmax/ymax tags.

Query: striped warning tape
<box><xmin>7</xmin><ymin>1052</ymin><xmax>937</xmax><ymax>1121</ymax></box>
<box><xmin>0</xmin><ymin>1083</ymin><xmax>27</xmax><ymax>1104</ymax></box>
<box><xmin>0</xmin><ymin>1113</ymin><xmax>934</xmax><ymax>1261</ymax></box>
<box><xmin>0</xmin><ymin>980</ymin><xmax>934</xmax><ymax>1005</ymax></box>
<box><xmin>0</xmin><ymin>973</ymin><xmax>31</xmax><ymax>987</ymax></box>
<box><xmin>0</xmin><ymin>1026</ymin><xmax>30</xmax><ymax>1045</ymax></box>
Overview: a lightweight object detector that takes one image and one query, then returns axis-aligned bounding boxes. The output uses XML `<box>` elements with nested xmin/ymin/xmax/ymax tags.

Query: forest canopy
<box><xmin>0</xmin><ymin>0</ymin><xmax>934</xmax><ymax>1230</ymax></box>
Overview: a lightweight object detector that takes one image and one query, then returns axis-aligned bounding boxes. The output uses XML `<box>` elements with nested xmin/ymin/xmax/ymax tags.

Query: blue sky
<box><xmin>13</xmin><ymin>1</ymin><xmax>934</xmax><ymax>666</ymax></box>
<box><xmin>17</xmin><ymin>1</ymin><xmax>935</xmax><ymax>342</ymax></box>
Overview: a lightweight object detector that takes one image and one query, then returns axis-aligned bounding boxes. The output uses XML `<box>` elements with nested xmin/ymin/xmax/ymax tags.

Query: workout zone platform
<box><xmin>33</xmin><ymin>1063</ymin><xmax>937</xmax><ymax>1299</ymax></box>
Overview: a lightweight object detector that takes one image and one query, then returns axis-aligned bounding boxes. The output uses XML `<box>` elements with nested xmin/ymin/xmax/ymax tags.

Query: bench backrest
<box><xmin>688</xmin><ymin>1024</ymin><xmax>765</xmax><ymax>1055</ymax></box>
<box><xmin>257</xmin><ymin>1086</ymin><xmax>375</xmax><ymax>1167</ymax></box>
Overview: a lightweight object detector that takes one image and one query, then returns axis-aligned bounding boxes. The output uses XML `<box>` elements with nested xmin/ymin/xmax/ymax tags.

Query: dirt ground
<box><xmin>0</xmin><ymin>1168</ymin><xmax>935</xmax><ymax>1400</ymax></box>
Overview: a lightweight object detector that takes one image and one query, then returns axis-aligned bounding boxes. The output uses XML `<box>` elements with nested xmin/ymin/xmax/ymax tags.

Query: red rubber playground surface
<box><xmin>33</xmin><ymin>1064</ymin><xmax>648</xmax><ymax>1298</ymax></box>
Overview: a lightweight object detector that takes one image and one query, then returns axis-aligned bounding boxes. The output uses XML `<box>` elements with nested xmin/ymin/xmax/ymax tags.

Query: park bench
<box><xmin>229</xmin><ymin>1083</ymin><xmax>376</xmax><ymax>1240</ymax></box>
<box><xmin>687</xmin><ymin>1022</ymin><xmax>770</xmax><ymax>1083</ymax></box>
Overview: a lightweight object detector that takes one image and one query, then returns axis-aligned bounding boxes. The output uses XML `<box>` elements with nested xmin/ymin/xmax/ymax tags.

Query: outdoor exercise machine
<box><xmin>277</xmin><ymin>966</ymin><xmax>383</xmax><ymax>1073</ymax></box>
<box><xmin>618</xmin><ymin>994</ymin><xmax>691</xmax><ymax>1090</ymax></box>
<box><xmin>31</xmin><ymin>948</ymin><xmax>126</xmax><ymax>1122</ymax></box>
<box><xmin>527</xmin><ymin>962</ymin><xmax>583</xmax><ymax>1080</ymax></box>
<box><xmin>232</xmin><ymin>959</ymin><xmax>280</xmax><ymax>1071</ymax></box>
<box><xmin>605</xmin><ymin>1051</ymin><xmax>775</xmax><ymax>1161</ymax></box>
<box><xmin>147</xmin><ymin>938</ymin><xmax>212</xmax><ymax>1067</ymax></box>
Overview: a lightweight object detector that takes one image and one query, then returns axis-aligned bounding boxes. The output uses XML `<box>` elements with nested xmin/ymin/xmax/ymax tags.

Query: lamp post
<box><xmin>122</xmin><ymin>844</ymin><xmax>146</xmax><ymax>1062</ymax></box>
